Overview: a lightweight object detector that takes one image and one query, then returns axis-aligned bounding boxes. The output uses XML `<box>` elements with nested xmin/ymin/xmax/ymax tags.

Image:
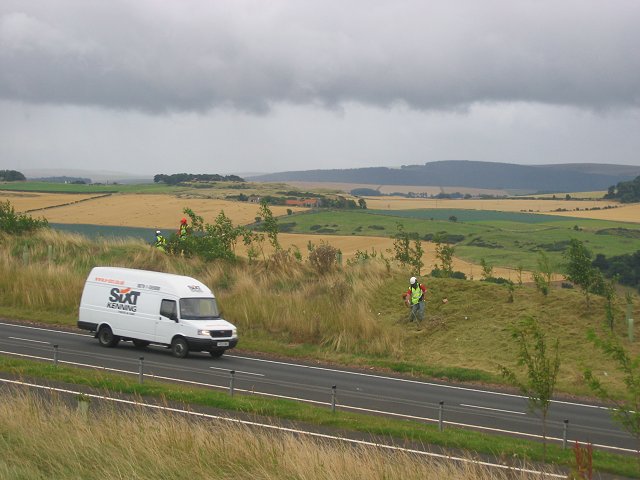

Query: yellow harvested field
<box><xmin>365</xmin><ymin>196</ymin><xmax>639</xmax><ymax>223</ymax></box>
<box><xmin>250</xmin><ymin>233</ymin><xmax>540</xmax><ymax>282</ymax></box>
<box><xmin>545</xmin><ymin>203</ymin><xmax>640</xmax><ymax>223</ymax></box>
<box><xmin>3</xmin><ymin>192</ymin><xmax>544</xmax><ymax>281</ymax></box>
<box><xmin>0</xmin><ymin>192</ymin><xmax>100</xmax><ymax>212</ymax></box>
<box><xmin>8</xmin><ymin>193</ymin><xmax>305</xmax><ymax>228</ymax></box>
<box><xmin>363</xmin><ymin>196</ymin><xmax>621</xmax><ymax>214</ymax></box>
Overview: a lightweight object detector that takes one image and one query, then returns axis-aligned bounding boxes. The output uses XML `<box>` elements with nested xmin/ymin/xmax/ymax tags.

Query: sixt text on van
<box><xmin>107</xmin><ymin>287</ymin><xmax>141</xmax><ymax>313</ymax></box>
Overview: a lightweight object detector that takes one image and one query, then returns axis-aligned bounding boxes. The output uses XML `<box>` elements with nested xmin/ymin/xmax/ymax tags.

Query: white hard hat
<box><xmin>410</xmin><ymin>276</ymin><xmax>417</xmax><ymax>285</ymax></box>
<box><xmin>156</xmin><ymin>230</ymin><xmax>161</xmax><ymax>234</ymax></box>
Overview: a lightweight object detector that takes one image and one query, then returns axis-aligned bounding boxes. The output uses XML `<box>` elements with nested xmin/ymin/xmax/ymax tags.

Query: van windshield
<box><xmin>179</xmin><ymin>298</ymin><xmax>220</xmax><ymax>320</ymax></box>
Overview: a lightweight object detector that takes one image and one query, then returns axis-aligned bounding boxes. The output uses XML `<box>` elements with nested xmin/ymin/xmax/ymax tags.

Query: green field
<box><xmin>50</xmin><ymin>223</ymin><xmax>162</xmax><ymax>242</ymax></box>
<box><xmin>0</xmin><ymin>181</ymin><xmax>179</xmax><ymax>194</ymax></box>
<box><xmin>281</xmin><ymin>209</ymin><xmax>640</xmax><ymax>271</ymax></box>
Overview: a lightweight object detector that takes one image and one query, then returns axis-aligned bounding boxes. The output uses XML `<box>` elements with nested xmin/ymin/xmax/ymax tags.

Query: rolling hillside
<box><xmin>249</xmin><ymin>160</ymin><xmax>640</xmax><ymax>193</ymax></box>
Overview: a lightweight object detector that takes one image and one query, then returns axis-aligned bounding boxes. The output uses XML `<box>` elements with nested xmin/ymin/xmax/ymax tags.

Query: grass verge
<box><xmin>0</xmin><ymin>356</ymin><xmax>637</xmax><ymax>478</ymax></box>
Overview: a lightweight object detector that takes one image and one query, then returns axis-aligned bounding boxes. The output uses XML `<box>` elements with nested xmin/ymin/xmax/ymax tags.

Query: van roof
<box><xmin>88</xmin><ymin>266</ymin><xmax>213</xmax><ymax>298</ymax></box>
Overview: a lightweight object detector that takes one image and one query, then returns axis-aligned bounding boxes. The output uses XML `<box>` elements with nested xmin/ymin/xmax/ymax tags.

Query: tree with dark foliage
<box><xmin>0</xmin><ymin>170</ymin><xmax>26</xmax><ymax>182</ymax></box>
<box><xmin>604</xmin><ymin>175</ymin><xmax>640</xmax><ymax>203</ymax></box>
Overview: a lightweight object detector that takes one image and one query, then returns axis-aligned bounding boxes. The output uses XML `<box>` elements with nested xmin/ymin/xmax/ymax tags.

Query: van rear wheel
<box><xmin>171</xmin><ymin>338</ymin><xmax>189</xmax><ymax>358</ymax></box>
<box><xmin>98</xmin><ymin>326</ymin><xmax>119</xmax><ymax>348</ymax></box>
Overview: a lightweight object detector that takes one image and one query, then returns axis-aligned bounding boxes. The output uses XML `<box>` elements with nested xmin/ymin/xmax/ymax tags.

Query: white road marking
<box><xmin>8</xmin><ymin>337</ymin><xmax>51</xmax><ymax>345</ymax></box>
<box><xmin>209</xmin><ymin>366</ymin><xmax>264</xmax><ymax>377</ymax></box>
<box><xmin>460</xmin><ymin>404</ymin><xmax>526</xmax><ymax>415</ymax></box>
<box><xmin>0</xmin><ymin>348</ymin><xmax>633</xmax><ymax>454</ymax></box>
<box><xmin>0</xmin><ymin>378</ymin><xmax>567</xmax><ymax>479</ymax></box>
<box><xmin>0</xmin><ymin>322</ymin><xmax>90</xmax><ymax>337</ymax></box>
<box><xmin>229</xmin><ymin>354</ymin><xmax>609</xmax><ymax>411</ymax></box>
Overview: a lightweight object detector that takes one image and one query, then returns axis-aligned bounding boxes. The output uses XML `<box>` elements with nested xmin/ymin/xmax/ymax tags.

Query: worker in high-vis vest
<box><xmin>403</xmin><ymin>276</ymin><xmax>426</xmax><ymax>322</ymax></box>
<box><xmin>178</xmin><ymin>217</ymin><xmax>190</xmax><ymax>240</ymax></box>
<box><xmin>154</xmin><ymin>230</ymin><xmax>167</xmax><ymax>252</ymax></box>
<box><xmin>155</xmin><ymin>230</ymin><xmax>167</xmax><ymax>253</ymax></box>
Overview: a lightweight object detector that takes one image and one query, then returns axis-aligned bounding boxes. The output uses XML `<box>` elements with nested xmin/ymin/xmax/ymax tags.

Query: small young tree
<box><xmin>259</xmin><ymin>200</ymin><xmax>280</xmax><ymax>251</ymax></box>
<box><xmin>393</xmin><ymin>223</ymin><xmax>411</xmax><ymax>267</ymax></box>
<box><xmin>584</xmin><ymin>330</ymin><xmax>640</xmax><ymax>461</ymax></box>
<box><xmin>532</xmin><ymin>271</ymin><xmax>550</xmax><ymax>296</ymax></box>
<box><xmin>434</xmin><ymin>235</ymin><xmax>455</xmax><ymax>278</ymax></box>
<box><xmin>499</xmin><ymin>317</ymin><xmax>561</xmax><ymax>461</ymax></box>
<box><xmin>410</xmin><ymin>236</ymin><xmax>424</xmax><ymax>276</ymax></box>
<box><xmin>564</xmin><ymin>239</ymin><xmax>598</xmax><ymax>307</ymax></box>
<box><xmin>393</xmin><ymin>223</ymin><xmax>424</xmax><ymax>275</ymax></box>
<box><xmin>516</xmin><ymin>265</ymin><xmax>524</xmax><ymax>287</ymax></box>
<box><xmin>480</xmin><ymin>258</ymin><xmax>493</xmax><ymax>281</ymax></box>
<box><xmin>537</xmin><ymin>251</ymin><xmax>554</xmax><ymax>288</ymax></box>
<box><xmin>603</xmin><ymin>277</ymin><xmax>617</xmax><ymax>332</ymax></box>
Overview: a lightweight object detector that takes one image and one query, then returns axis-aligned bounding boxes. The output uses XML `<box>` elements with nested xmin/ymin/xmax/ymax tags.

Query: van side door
<box><xmin>156</xmin><ymin>299</ymin><xmax>178</xmax><ymax>344</ymax></box>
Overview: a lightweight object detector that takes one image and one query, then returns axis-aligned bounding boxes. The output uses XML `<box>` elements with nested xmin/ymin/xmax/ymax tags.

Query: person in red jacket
<box><xmin>402</xmin><ymin>276</ymin><xmax>426</xmax><ymax>322</ymax></box>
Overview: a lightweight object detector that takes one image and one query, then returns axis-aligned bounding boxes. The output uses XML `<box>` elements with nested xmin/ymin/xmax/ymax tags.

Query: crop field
<box><xmin>5</xmin><ymin>189</ymin><xmax>637</xmax><ymax>274</ymax></box>
<box><xmin>363</xmin><ymin>196</ymin><xmax>620</xmax><ymax>214</ymax></box>
<box><xmin>0</xmin><ymin>191</ymin><xmax>103</xmax><ymax>212</ymax></box>
<box><xmin>281</xmin><ymin>209</ymin><xmax>640</xmax><ymax>271</ymax></box>
<box><xmin>7</xmin><ymin>193</ymin><xmax>305</xmax><ymax>229</ymax></box>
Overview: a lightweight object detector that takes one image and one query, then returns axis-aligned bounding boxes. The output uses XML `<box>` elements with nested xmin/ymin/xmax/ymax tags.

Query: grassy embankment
<box><xmin>1</xmin><ymin>387</ymin><xmax>571</xmax><ymax>480</ymax></box>
<box><xmin>1</xmin><ymin>229</ymin><xmax>639</xmax><ymax>399</ymax></box>
<box><xmin>1</xmin><ymin>357</ymin><xmax>637</xmax><ymax>477</ymax></box>
<box><xmin>3</xmin><ymin>229</ymin><xmax>640</xmax><ymax>476</ymax></box>
<box><xmin>279</xmin><ymin>208</ymin><xmax>640</xmax><ymax>272</ymax></box>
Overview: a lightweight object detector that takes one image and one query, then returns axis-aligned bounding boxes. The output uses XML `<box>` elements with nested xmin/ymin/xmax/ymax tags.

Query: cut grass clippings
<box><xmin>0</xmin><ymin>356</ymin><xmax>637</xmax><ymax>478</ymax></box>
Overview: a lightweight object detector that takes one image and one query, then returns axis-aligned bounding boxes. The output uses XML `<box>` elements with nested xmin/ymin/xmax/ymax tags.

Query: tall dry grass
<box><xmin>0</xmin><ymin>388</ymin><xmax>560</xmax><ymax>479</ymax></box>
<box><xmin>1</xmin><ymin>230</ymin><xmax>399</xmax><ymax>355</ymax></box>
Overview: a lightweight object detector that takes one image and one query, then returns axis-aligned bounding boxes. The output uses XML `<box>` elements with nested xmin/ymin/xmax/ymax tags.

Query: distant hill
<box><xmin>248</xmin><ymin>161</ymin><xmax>640</xmax><ymax>193</ymax></box>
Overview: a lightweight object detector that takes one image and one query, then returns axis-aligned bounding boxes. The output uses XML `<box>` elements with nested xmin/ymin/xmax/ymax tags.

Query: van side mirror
<box><xmin>170</xmin><ymin>312</ymin><xmax>178</xmax><ymax>322</ymax></box>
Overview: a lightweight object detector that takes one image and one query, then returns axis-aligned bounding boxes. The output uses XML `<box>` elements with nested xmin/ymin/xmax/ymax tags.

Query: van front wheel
<box><xmin>171</xmin><ymin>338</ymin><xmax>189</xmax><ymax>358</ymax></box>
<box><xmin>98</xmin><ymin>326</ymin><xmax>120</xmax><ymax>348</ymax></box>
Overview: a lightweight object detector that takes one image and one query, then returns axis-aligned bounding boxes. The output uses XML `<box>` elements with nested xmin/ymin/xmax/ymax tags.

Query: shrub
<box><xmin>308</xmin><ymin>242</ymin><xmax>340</xmax><ymax>275</ymax></box>
<box><xmin>482</xmin><ymin>277</ymin><xmax>513</xmax><ymax>285</ymax></box>
<box><xmin>0</xmin><ymin>201</ymin><xmax>49</xmax><ymax>234</ymax></box>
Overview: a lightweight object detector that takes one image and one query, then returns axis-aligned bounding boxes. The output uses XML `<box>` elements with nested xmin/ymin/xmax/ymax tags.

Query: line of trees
<box><xmin>154</xmin><ymin>173</ymin><xmax>245</xmax><ymax>185</ymax></box>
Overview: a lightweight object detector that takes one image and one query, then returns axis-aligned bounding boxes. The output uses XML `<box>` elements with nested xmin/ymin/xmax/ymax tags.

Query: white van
<box><xmin>78</xmin><ymin>267</ymin><xmax>238</xmax><ymax>358</ymax></box>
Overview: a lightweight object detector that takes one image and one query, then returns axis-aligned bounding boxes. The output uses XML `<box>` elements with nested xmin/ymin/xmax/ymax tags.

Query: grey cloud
<box><xmin>1</xmin><ymin>0</ymin><xmax>639</xmax><ymax>114</ymax></box>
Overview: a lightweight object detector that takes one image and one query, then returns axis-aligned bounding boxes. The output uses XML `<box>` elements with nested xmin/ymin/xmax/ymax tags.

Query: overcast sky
<box><xmin>1</xmin><ymin>0</ymin><xmax>639</xmax><ymax>177</ymax></box>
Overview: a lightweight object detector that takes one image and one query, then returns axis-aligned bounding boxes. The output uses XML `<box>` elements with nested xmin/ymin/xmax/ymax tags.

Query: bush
<box><xmin>431</xmin><ymin>268</ymin><xmax>467</xmax><ymax>280</ymax></box>
<box><xmin>0</xmin><ymin>201</ymin><xmax>49</xmax><ymax>234</ymax></box>
<box><xmin>308</xmin><ymin>242</ymin><xmax>340</xmax><ymax>274</ymax></box>
<box><xmin>482</xmin><ymin>277</ymin><xmax>513</xmax><ymax>286</ymax></box>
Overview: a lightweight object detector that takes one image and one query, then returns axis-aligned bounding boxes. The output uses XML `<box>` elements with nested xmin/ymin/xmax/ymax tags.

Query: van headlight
<box><xmin>198</xmin><ymin>329</ymin><xmax>210</xmax><ymax>336</ymax></box>
<box><xmin>232</xmin><ymin>328</ymin><xmax>237</xmax><ymax>337</ymax></box>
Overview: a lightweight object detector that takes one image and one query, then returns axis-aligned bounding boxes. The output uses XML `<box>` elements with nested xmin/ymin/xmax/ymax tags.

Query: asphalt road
<box><xmin>0</xmin><ymin>320</ymin><xmax>634</xmax><ymax>454</ymax></box>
